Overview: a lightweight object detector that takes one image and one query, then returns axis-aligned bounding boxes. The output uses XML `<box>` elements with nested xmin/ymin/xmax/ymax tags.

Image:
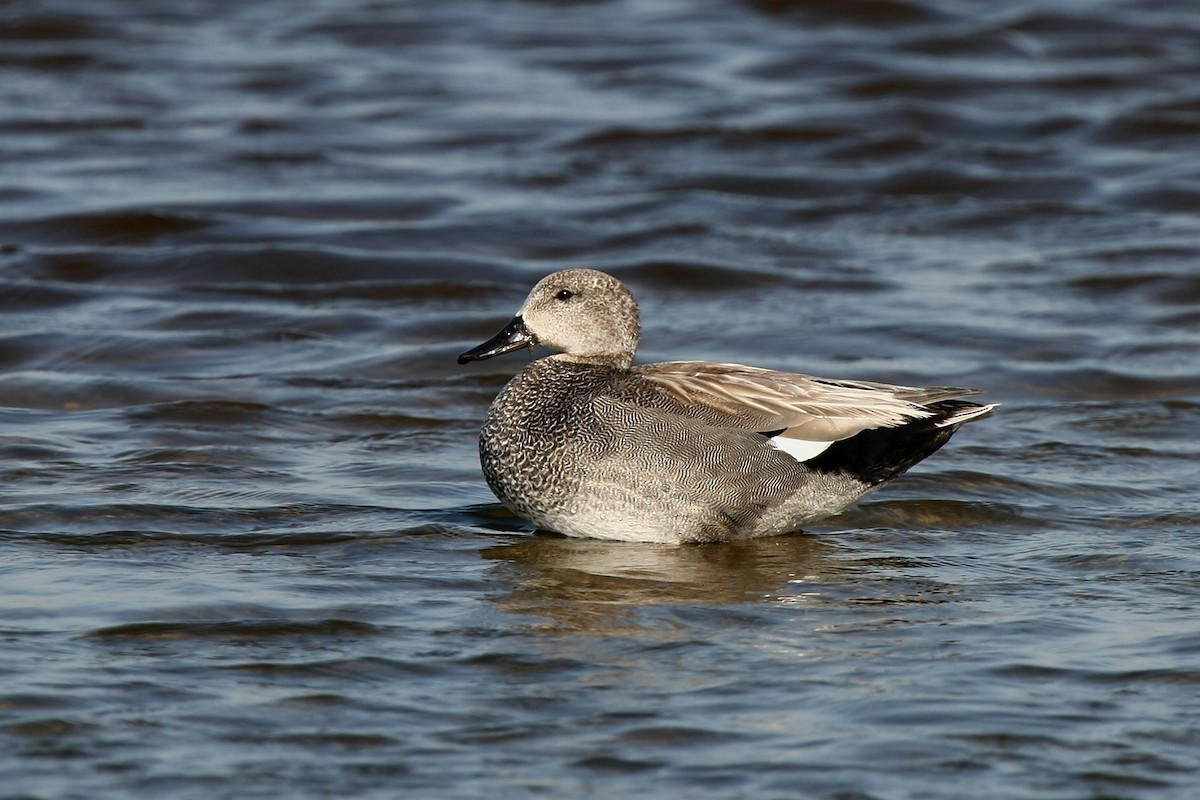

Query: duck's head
<box><xmin>458</xmin><ymin>269</ymin><xmax>641</xmax><ymax>369</ymax></box>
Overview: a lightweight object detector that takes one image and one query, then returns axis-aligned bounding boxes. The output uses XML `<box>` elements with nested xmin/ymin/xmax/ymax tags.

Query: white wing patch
<box><xmin>768</xmin><ymin>435</ymin><xmax>833</xmax><ymax>463</ymax></box>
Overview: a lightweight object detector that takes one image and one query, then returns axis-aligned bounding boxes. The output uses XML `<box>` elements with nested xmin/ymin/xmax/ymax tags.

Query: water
<box><xmin>2</xmin><ymin>0</ymin><xmax>1199</xmax><ymax>797</ymax></box>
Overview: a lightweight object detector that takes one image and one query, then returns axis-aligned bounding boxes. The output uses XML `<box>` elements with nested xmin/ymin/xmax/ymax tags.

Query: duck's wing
<box><xmin>623</xmin><ymin>361</ymin><xmax>990</xmax><ymax>444</ymax></box>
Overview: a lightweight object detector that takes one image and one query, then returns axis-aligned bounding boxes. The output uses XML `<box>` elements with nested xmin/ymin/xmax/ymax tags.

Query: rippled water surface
<box><xmin>3</xmin><ymin>0</ymin><xmax>1200</xmax><ymax>797</ymax></box>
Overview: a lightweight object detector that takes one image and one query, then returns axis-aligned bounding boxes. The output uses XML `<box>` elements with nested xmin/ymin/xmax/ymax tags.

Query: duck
<box><xmin>458</xmin><ymin>268</ymin><xmax>995</xmax><ymax>543</ymax></box>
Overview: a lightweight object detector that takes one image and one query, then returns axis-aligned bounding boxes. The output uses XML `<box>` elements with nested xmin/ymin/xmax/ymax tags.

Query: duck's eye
<box><xmin>556</xmin><ymin>289</ymin><xmax>575</xmax><ymax>301</ymax></box>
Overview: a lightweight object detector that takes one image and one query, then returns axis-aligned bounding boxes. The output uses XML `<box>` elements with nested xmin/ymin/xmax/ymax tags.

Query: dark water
<box><xmin>3</xmin><ymin>0</ymin><xmax>1199</xmax><ymax>797</ymax></box>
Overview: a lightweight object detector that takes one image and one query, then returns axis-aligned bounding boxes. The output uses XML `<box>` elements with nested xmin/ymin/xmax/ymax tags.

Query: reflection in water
<box><xmin>481</xmin><ymin>533</ymin><xmax>848</xmax><ymax>633</ymax></box>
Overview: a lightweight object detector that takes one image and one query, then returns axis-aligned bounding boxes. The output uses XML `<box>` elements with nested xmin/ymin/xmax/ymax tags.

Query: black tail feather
<box><xmin>804</xmin><ymin>400</ymin><xmax>982</xmax><ymax>486</ymax></box>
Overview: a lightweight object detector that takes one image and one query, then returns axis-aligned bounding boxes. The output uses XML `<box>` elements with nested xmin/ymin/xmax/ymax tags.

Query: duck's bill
<box><xmin>457</xmin><ymin>316</ymin><xmax>536</xmax><ymax>364</ymax></box>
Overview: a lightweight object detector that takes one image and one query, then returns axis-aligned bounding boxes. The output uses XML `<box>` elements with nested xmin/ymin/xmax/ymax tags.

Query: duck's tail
<box><xmin>804</xmin><ymin>399</ymin><xmax>995</xmax><ymax>486</ymax></box>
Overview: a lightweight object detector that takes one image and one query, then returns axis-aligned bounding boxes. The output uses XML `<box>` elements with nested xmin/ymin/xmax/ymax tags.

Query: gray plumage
<box><xmin>459</xmin><ymin>269</ymin><xmax>995</xmax><ymax>543</ymax></box>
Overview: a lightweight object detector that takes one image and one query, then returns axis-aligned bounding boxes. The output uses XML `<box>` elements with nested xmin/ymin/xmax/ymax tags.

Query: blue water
<box><xmin>2</xmin><ymin>0</ymin><xmax>1199</xmax><ymax>797</ymax></box>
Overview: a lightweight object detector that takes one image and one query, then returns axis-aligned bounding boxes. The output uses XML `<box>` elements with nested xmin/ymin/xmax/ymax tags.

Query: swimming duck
<box><xmin>459</xmin><ymin>269</ymin><xmax>994</xmax><ymax>543</ymax></box>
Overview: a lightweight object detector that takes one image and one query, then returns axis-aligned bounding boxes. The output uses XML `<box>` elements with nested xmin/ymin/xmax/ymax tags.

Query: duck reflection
<box><xmin>479</xmin><ymin>531</ymin><xmax>856</xmax><ymax>634</ymax></box>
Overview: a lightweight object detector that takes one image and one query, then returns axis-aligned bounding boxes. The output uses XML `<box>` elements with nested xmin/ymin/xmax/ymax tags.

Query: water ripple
<box><xmin>2</xmin><ymin>0</ymin><xmax>1200</xmax><ymax>797</ymax></box>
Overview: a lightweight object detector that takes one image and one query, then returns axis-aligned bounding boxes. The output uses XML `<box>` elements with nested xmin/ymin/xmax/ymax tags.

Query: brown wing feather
<box><xmin>621</xmin><ymin>361</ymin><xmax>981</xmax><ymax>443</ymax></box>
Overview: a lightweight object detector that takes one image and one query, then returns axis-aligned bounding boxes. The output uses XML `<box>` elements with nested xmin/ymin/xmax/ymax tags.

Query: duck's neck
<box><xmin>550</xmin><ymin>352</ymin><xmax>634</xmax><ymax>371</ymax></box>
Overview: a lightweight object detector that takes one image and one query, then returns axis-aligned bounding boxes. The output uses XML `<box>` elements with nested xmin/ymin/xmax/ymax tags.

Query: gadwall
<box><xmin>459</xmin><ymin>269</ymin><xmax>995</xmax><ymax>543</ymax></box>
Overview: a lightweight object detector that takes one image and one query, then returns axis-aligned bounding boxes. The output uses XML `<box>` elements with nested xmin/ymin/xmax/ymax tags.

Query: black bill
<box><xmin>457</xmin><ymin>315</ymin><xmax>536</xmax><ymax>364</ymax></box>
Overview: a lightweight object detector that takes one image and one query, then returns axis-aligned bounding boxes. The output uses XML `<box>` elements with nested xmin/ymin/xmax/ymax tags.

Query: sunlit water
<box><xmin>2</xmin><ymin>0</ymin><xmax>1199</xmax><ymax>798</ymax></box>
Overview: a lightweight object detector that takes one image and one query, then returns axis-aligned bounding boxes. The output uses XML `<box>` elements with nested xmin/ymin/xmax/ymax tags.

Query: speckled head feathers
<box><xmin>519</xmin><ymin>269</ymin><xmax>641</xmax><ymax>369</ymax></box>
